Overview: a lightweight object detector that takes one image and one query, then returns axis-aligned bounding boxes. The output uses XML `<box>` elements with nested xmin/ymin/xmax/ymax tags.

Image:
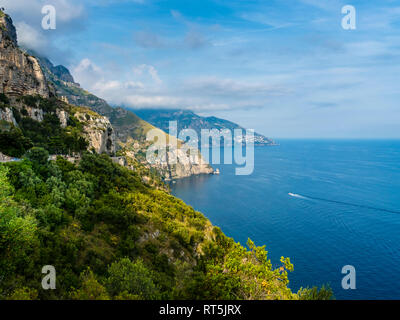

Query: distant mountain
<box><xmin>134</xmin><ymin>109</ymin><xmax>275</xmax><ymax>146</ymax></box>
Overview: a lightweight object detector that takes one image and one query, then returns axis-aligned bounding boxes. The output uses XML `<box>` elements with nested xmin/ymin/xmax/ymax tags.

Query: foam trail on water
<box><xmin>288</xmin><ymin>193</ymin><xmax>309</xmax><ymax>200</ymax></box>
<box><xmin>288</xmin><ymin>193</ymin><xmax>400</xmax><ymax>215</ymax></box>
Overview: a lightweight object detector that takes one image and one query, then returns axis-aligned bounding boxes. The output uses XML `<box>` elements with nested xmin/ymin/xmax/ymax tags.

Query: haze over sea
<box><xmin>171</xmin><ymin>140</ymin><xmax>400</xmax><ymax>300</ymax></box>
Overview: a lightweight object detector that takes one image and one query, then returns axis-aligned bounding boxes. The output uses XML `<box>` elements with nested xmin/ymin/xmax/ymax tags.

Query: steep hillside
<box><xmin>32</xmin><ymin>53</ymin><xmax>213</xmax><ymax>179</ymax></box>
<box><xmin>0</xmin><ymin>13</ymin><xmax>114</xmax><ymax>159</ymax></box>
<box><xmin>135</xmin><ymin>109</ymin><xmax>276</xmax><ymax>146</ymax></box>
<box><xmin>0</xmin><ymin>94</ymin><xmax>114</xmax><ymax>158</ymax></box>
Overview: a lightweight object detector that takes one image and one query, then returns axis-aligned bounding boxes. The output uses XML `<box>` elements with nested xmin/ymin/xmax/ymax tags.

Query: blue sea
<box><xmin>170</xmin><ymin>140</ymin><xmax>400</xmax><ymax>300</ymax></box>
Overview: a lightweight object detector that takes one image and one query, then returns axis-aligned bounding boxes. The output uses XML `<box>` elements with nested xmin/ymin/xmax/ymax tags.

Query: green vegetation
<box><xmin>17</xmin><ymin>95</ymin><xmax>58</xmax><ymax>113</ymax></box>
<box><xmin>0</xmin><ymin>126</ymin><xmax>33</xmax><ymax>157</ymax></box>
<box><xmin>0</xmin><ymin>152</ymin><xmax>333</xmax><ymax>300</ymax></box>
<box><xmin>0</xmin><ymin>95</ymin><xmax>88</xmax><ymax>157</ymax></box>
<box><xmin>0</xmin><ymin>93</ymin><xmax>333</xmax><ymax>300</ymax></box>
<box><xmin>0</xmin><ymin>93</ymin><xmax>10</xmax><ymax>111</ymax></box>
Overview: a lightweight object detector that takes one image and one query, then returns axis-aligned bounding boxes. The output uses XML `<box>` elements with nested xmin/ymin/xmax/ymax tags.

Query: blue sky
<box><xmin>3</xmin><ymin>0</ymin><xmax>400</xmax><ymax>138</ymax></box>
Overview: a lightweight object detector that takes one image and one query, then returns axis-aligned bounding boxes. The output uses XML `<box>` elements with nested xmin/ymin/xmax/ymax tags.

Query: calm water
<box><xmin>170</xmin><ymin>140</ymin><xmax>400</xmax><ymax>300</ymax></box>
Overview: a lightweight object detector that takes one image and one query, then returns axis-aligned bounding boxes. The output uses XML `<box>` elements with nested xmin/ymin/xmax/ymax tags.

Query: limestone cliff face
<box><xmin>0</xmin><ymin>12</ymin><xmax>115</xmax><ymax>157</ymax></box>
<box><xmin>56</xmin><ymin>109</ymin><xmax>69</xmax><ymax>128</ymax></box>
<box><xmin>0</xmin><ymin>14</ymin><xmax>54</xmax><ymax>98</ymax></box>
<box><xmin>119</xmin><ymin>136</ymin><xmax>214</xmax><ymax>180</ymax></box>
<box><xmin>0</xmin><ymin>106</ymin><xmax>17</xmax><ymax>125</ymax></box>
<box><xmin>0</xmin><ymin>151</ymin><xmax>13</xmax><ymax>162</ymax></box>
<box><xmin>1</xmin><ymin>101</ymin><xmax>115</xmax><ymax>156</ymax></box>
<box><xmin>73</xmin><ymin>109</ymin><xmax>115</xmax><ymax>154</ymax></box>
<box><xmin>162</xmin><ymin>148</ymin><xmax>214</xmax><ymax>180</ymax></box>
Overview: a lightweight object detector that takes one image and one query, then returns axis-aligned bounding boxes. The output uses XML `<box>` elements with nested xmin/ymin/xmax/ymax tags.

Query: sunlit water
<box><xmin>170</xmin><ymin>140</ymin><xmax>400</xmax><ymax>300</ymax></box>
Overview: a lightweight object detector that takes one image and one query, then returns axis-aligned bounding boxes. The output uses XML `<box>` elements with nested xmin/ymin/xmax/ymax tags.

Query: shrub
<box><xmin>106</xmin><ymin>258</ymin><xmax>159</xmax><ymax>299</ymax></box>
<box><xmin>0</xmin><ymin>127</ymin><xmax>33</xmax><ymax>157</ymax></box>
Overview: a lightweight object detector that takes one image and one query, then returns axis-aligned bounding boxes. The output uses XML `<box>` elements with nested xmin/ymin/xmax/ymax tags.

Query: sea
<box><xmin>170</xmin><ymin>140</ymin><xmax>400</xmax><ymax>300</ymax></box>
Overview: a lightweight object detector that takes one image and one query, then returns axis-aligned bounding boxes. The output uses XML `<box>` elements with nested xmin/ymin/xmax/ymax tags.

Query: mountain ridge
<box><xmin>134</xmin><ymin>108</ymin><xmax>276</xmax><ymax>147</ymax></box>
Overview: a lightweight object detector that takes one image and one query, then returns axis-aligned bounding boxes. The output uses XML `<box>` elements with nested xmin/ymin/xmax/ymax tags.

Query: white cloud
<box><xmin>133</xmin><ymin>64</ymin><xmax>162</xmax><ymax>84</ymax></box>
<box><xmin>93</xmin><ymin>80</ymin><xmax>122</xmax><ymax>91</ymax></box>
<box><xmin>71</xmin><ymin>58</ymin><xmax>152</xmax><ymax>106</ymax></box>
<box><xmin>185</xmin><ymin>77</ymin><xmax>288</xmax><ymax>98</ymax></box>
<box><xmin>2</xmin><ymin>0</ymin><xmax>84</xmax><ymax>23</ymax></box>
<box><xmin>125</xmin><ymin>81</ymin><xmax>145</xmax><ymax>89</ymax></box>
<box><xmin>72</xmin><ymin>58</ymin><xmax>103</xmax><ymax>87</ymax></box>
<box><xmin>15</xmin><ymin>21</ymin><xmax>48</xmax><ymax>53</ymax></box>
<box><xmin>71</xmin><ymin>56</ymin><xmax>292</xmax><ymax>112</ymax></box>
<box><xmin>123</xmin><ymin>95</ymin><xmax>181</xmax><ymax>108</ymax></box>
<box><xmin>2</xmin><ymin>0</ymin><xmax>86</xmax><ymax>63</ymax></box>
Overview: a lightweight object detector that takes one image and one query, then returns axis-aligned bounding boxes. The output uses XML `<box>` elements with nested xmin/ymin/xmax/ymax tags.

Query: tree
<box><xmin>0</xmin><ymin>127</ymin><xmax>33</xmax><ymax>157</ymax></box>
<box><xmin>25</xmin><ymin>147</ymin><xmax>49</xmax><ymax>166</ymax></box>
<box><xmin>106</xmin><ymin>258</ymin><xmax>159</xmax><ymax>299</ymax></box>
<box><xmin>7</xmin><ymin>287</ymin><xmax>38</xmax><ymax>300</ymax></box>
<box><xmin>69</xmin><ymin>269</ymin><xmax>110</xmax><ymax>300</ymax></box>
<box><xmin>0</xmin><ymin>165</ymin><xmax>38</xmax><ymax>277</ymax></box>
<box><xmin>297</xmin><ymin>285</ymin><xmax>334</xmax><ymax>300</ymax></box>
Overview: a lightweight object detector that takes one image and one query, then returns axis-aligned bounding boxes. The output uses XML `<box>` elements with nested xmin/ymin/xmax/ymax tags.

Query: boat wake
<box><xmin>288</xmin><ymin>193</ymin><xmax>400</xmax><ymax>215</ymax></box>
<box><xmin>288</xmin><ymin>193</ymin><xmax>308</xmax><ymax>200</ymax></box>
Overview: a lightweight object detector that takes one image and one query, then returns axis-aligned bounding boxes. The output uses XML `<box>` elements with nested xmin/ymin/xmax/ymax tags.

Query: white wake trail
<box><xmin>288</xmin><ymin>193</ymin><xmax>308</xmax><ymax>200</ymax></box>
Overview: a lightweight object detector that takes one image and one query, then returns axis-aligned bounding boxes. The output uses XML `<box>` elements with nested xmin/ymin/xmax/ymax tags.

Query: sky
<box><xmin>2</xmin><ymin>0</ymin><xmax>400</xmax><ymax>138</ymax></box>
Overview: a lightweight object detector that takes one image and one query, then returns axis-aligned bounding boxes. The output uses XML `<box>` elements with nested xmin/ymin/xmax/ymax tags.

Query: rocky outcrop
<box><xmin>56</xmin><ymin>109</ymin><xmax>69</xmax><ymax>128</ymax></box>
<box><xmin>0</xmin><ymin>106</ymin><xmax>17</xmax><ymax>125</ymax></box>
<box><xmin>32</xmin><ymin>54</ymin><xmax>78</xmax><ymax>84</ymax></box>
<box><xmin>0</xmin><ymin>13</ymin><xmax>54</xmax><ymax>98</ymax></box>
<box><xmin>73</xmin><ymin>109</ymin><xmax>115</xmax><ymax>154</ymax></box>
<box><xmin>163</xmin><ymin>148</ymin><xmax>214</xmax><ymax>180</ymax></box>
<box><xmin>1</xmin><ymin>102</ymin><xmax>115</xmax><ymax>156</ymax></box>
<box><xmin>0</xmin><ymin>151</ymin><xmax>13</xmax><ymax>162</ymax></box>
<box><xmin>120</xmin><ymin>135</ymin><xmax>214</xmax><ymax>180</ymax></box>
<box><xmin>23</xmin><ymin>105</ymin><xmax>44</xmax><ymax>122</ymax></box>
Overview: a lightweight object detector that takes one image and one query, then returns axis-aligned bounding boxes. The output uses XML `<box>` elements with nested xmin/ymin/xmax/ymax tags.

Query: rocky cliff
<box><xmin>72</xmin><ymin>106</ymin><xmax>115</xmax><ymax>154</ymax></box>
<box><xmin>0</xmin><ymin>96</ymin><xmax>115</xmax><ymax>156</ymax></box>
<box><xmin>0</xmin><ymin>13</ymin><xmax>54</xmax><ymax>98</ymax></box>
<box><xmin>0</xmin><ymin>11</ymin><xmax>115</xmax><ymax>157</ymax></box>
